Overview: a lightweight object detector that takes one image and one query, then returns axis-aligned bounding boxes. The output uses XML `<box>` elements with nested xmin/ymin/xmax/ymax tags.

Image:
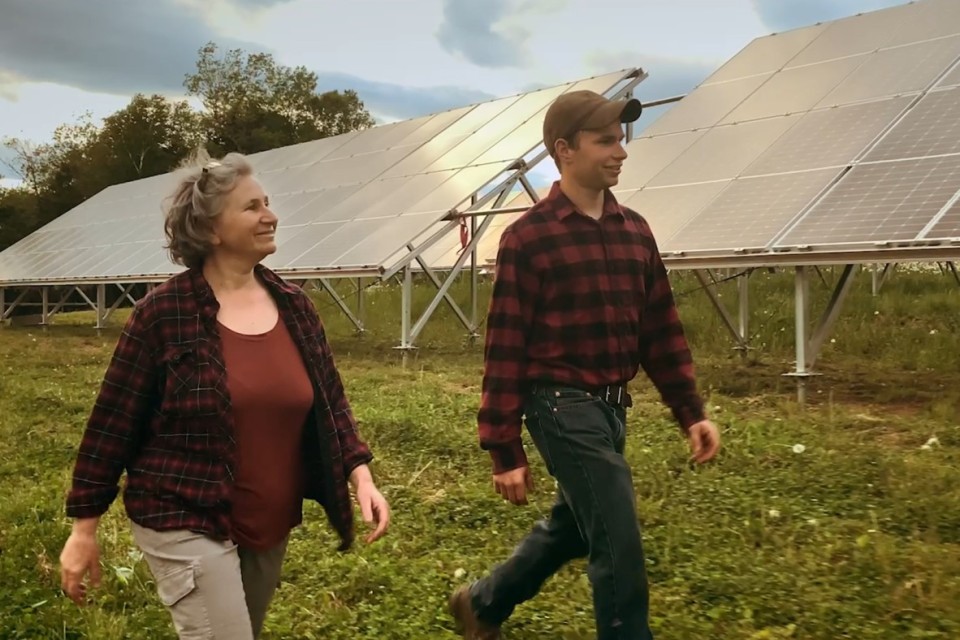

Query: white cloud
<box><xmin>751</xmin><ymin>0</ymin><xmax>910</xmax><ymax>32</ymax></box>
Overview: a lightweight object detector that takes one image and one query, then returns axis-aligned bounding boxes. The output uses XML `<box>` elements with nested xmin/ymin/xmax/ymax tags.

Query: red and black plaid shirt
<box><xmin>65</xmin><ymin>265</ymin><xmax>372</xmax><ymax>551</ymax></box>
<box><xmin>478</xmin><ymin>182</ymin><xmax>706</xmax><ymax>473</ymax></box>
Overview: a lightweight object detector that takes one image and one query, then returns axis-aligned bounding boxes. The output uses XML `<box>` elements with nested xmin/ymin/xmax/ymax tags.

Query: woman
<box><xmin>58</xmin><ymin>152</ymin><xmax>390</xmax><ymax>639</ymax></box>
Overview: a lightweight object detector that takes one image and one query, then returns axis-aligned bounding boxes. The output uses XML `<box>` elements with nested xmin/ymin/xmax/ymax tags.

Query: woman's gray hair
<box><xmin>163</xmin><ymin>151</ymin><xmax>254</xmax><ymax>269</ymax></box>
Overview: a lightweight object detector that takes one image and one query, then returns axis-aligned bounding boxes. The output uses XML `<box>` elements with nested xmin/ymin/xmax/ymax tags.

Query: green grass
<box><xmin>1</xmin><ymin>266</ymin><xmax>959</xmax><ymax>639</ymax></box>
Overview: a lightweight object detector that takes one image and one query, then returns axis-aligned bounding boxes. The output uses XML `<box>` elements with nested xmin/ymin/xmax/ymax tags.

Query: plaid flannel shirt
<box><xmin>478</xmin><ymin>182</ymin><xmax>706</xmax><ymax>473</ymax></box>
<box><xmin>65</xmin><ymin>265</ymin><xmax>372</xmax><ymax>551</ymax></box>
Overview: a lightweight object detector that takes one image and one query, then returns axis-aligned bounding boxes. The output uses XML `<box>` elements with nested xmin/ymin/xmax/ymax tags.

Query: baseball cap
<box><xmin>542</xmin><ymin>90</ymin><xmax>643</xmax><ymax>158</ymax></box>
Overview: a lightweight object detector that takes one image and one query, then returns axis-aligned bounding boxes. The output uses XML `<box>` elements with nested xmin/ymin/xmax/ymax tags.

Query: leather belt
<box><xmin>529</xmin><ymin>382</ymin><xmax>633</xmax><ymax>408</ymax></box>
<box><xmin>595</xmin><ymin>384</ymin><xmax>633</xmax><ymax>408</ymax></box>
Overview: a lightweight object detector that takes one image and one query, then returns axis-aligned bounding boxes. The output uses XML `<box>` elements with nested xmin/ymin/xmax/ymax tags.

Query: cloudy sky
<box><xmin>0</xmin><ymin>0</ymin><xmax>908</xmax><ymax>187</ymax></box>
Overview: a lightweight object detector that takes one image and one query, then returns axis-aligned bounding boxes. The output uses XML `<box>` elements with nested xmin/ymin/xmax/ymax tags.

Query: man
<box><xmin>449</xmin><ymin>90</ymin><xmax>721</xmax><ymax>640</ymax></box>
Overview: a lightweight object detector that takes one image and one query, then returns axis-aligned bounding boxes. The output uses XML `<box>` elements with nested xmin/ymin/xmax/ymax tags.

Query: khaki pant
<box><xmin>131</xmin><ymin>521</ymin><xmax>288</xmax><ymax>640</ymax></box>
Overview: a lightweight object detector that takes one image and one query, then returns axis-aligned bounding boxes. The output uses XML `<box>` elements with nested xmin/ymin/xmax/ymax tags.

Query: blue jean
<box><xmin>470</xmin><ymin>385</ymin><xmax>653</xmax><ymax>639</ymax></box>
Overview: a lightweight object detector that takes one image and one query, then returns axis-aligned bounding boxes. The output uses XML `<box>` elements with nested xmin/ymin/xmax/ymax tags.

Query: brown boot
<box><xmin>449</xmin><ymin>585</ymin><xmax>502</xmax><ymax>640</ymax></box>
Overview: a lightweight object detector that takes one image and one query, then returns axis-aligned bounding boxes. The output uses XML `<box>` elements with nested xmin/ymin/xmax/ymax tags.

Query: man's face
<box><xmin>558</xmin><ymin>120</ymin><xmax>628</xmax><ymax>189</ymax></box>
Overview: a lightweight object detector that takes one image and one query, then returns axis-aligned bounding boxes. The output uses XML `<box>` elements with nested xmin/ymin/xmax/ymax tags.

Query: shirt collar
<box><xmin>546</xmin><ymin>181</ymin><xmax>625</xmax><ymax>222</ymax></box>
<box><xmin>188</xmin><ymin>263</ymin><xmax>301</xmax><ymax>320</ymax></box>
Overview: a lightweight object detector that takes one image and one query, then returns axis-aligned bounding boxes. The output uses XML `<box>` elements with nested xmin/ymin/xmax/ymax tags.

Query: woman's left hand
<box><xmin>350</xmin><ymin>465</ymin><xmax>390</xmax><ymax>544</ymax></box>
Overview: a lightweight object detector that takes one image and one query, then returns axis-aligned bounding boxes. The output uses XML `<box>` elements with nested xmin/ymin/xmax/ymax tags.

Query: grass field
<box><xmin>1</xmin><ymin>266</ymin><xmax>958</xmax><ymax>639</ymax></box>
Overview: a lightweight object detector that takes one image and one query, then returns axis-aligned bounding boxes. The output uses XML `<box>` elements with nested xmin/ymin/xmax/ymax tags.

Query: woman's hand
<box><xmin>59</xmin><ymin>518</ymin><xmax>102</xmax><ymax>605</ymax></box>
<box><xmin>349</xmin><ymin>465</ymin><xmax>390</xmax><ymax>544</ymax></box>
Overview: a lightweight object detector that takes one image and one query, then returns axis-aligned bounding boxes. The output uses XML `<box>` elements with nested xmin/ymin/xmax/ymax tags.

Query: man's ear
<box><xmin>554</xmin><ymin>138</ymin><xmax>572</xmax><ymax>165</ymax></box>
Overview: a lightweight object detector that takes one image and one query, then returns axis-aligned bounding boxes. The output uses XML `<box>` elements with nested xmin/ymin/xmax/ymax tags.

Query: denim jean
<box><xmin>470</xmin><ymin>384</ymin><xmax>653</xmax><ymax>640</ymax></box>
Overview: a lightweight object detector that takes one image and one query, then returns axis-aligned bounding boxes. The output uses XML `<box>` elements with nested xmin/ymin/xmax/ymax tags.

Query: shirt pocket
<box><xmin>159</xmin><ymin>344</ymin><xmax>219</xmax><ymax>418</ymax></box>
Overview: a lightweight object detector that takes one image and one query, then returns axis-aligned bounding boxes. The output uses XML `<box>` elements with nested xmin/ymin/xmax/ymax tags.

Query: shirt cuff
<box><xmin>672</xmin><ymin>402</ymin><xmax>707</xmax><ymax>432</ymax></box>
<box><xmin>488</xmin><ymin>439</ymin><xmax>528</xmax><ymax>474</ymax></box>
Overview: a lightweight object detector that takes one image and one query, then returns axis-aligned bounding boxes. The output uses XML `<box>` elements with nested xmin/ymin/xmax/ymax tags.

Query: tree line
<box><xmin>0</xmin><ymin>43</ymin><xmax>377</xmax><ymax>251</ymax></box>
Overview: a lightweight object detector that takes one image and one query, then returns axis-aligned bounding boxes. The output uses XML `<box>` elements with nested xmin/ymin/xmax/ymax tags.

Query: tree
<box><xmin>74</xmin><ymin>94</ymin><xmax>202</xmax><ymax>197</ymax></box>
<box><xmin>184</xmin><ymin>42</ymin><xmax>376</xmax><ymax>155</ymax></box>
<box><xmin>0</xmin><ymin>186</ymin><xmax>38</xmax><ymax>251</ymax></box>
<box><xmin>3</xmin><ymin>116</ymin><xmax>98</xmax><ymax>225</ymax></box>
<box><xmin>1</xmin><ymin>94</ymin><xmax>201</xmax><ymax>233</ymax></box>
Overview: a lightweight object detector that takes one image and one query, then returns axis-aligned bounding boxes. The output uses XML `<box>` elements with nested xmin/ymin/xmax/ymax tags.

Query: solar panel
<box><xmin>776</xmin><ymin>155</ymin><xmax>960</xmax><ymax>247</ymax></box>
<box><xmin>647</xmin><ymin>115</ymin><xmax>799</xmax><ymax>187</ymax></box>
<box><xmin>614</xmin><ymin>130</ymin><xmax>706</xmax><ymax>190</ymax></box>
<box><xmin>921</xmin><ymin>197</ymin><xmax>960</xmax><ymax>240</ymax></box>
<box><xmin>881</xmin><ymin>0</ymin><xmax>960</xmax><ymax>47</ymax></box>
<box><xmin>816</xmin><ymin>35</ymin><xmax>960</xmax><ymax>108</ymax></box>
<box><xmin>0</xmin><ymin>69</ymin><xmax>638</xmax><ymax>284</ymax></box>
<box><xmin>719</xmin><ymin>55</ymin><xmax>865</xmax><ymax>124</ymax></box>
<box><xmin>937</xmin><ymin>60</ymin><xmax>960</xmax><ymax>88</ymax></box>
<box><xmin>662</xmin><ymin>169</ymin><xmax>840</xmax><ymax>252</ymax></box>
<box><xmin>784</xmin><ymin>3</ymin><xmax>918</xmax><ymax>69</ymax></box>
<box><xmin>640</xmin><ymin>73</ymin><xmax>772</xmax><ymax>136</ymax></box>
<box><xmin>617</xmin><ymin>182</ymin><xmax>728</xmax><ymax>245</ymax></box>
<box><xmin>704</xmin><ymin>24</ymin><xmax>827</xmax><ymax>84</ymax></box>
<box><xmin>741</xmin><ymin>97</ymin><xmax>912</xmax><ymax>176</ymax></box>
<box><xmin>862</xmin><ymin>86</ymin><xmax>960</xmax><ymax>161</ymax></box>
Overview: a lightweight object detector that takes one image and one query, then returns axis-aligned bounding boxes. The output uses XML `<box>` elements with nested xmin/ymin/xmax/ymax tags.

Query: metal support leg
<box><xmin>807</xmin><ymin>265</ymin><xmax>857</xmax><ymax>370</ymax></box>
<box><xmin>41</xmin><ymin>287</ymin><xmax>50</xmax><ymax>328</ymax></box>
<box><xmin>0</xmin><ymin>288</ymin><xmax>4</xmax><ymax>327</ymax></box>
<box><xmin>948</xmin><ymin>262</ymin><xmax>960</xmax><ymax>287</ymax></box>
<box><xmin>408</xmin><ymin>212</ymin><xmax>497</xmax><ymax>344</ymax></box>
<box><xmin>95</xmin><ymin>284</ymin><xmax>106</xmax><ymax>330</ymax></box>
<box><xmin>872</xmin><ymin>263</ymin><xmax>894</xmax><ymax>295</ymax></box>
<box><xmin>48</xmin><ymin>287</ymin><xmax>77</xmax><ymax>318</ymax></box>
<box><xmin>396</xmin><ymin>265</ymin><xmax>415</xmax><ymax>367</ymax></box>
<box><xmin>625</xmin><ymin>90</ymin><xmax>635</xmax><ymax>142</ymax></box>
<box><xmin>518</xmin><ymin>174</ymin><xmax>541</xmax><ymax>202</ymax></box>
<box><xmin>470</xmin><ymin>215</ymin><xmax>479</xmax><ymax>343</ymax></box>
<box><xmin>738</xmin><ymin>272</ymin><xmax>750</xmax><ymax>359</ymax></box>
<box><xmin>317</xmin><ymin>278</ymin><xmax>364</xmax><ymax>334</ymax></box>
<box><xmin>693</xmin><ymin>270</ymin><xmax>749</xmax><ymax>352</ymax></box>
<box><xmin>357</xmin><ymin>278</ymin><xmax>365</xmax><ymax>334</ymax></box>
<box><xmin>793</xmin><ymin>266</ymin><xmax>810</xmax><ymax>405</ymax></box>
<box><xmin>1</xmin><ymin>288</ymin><xmax>30</xmax><ymax>322</ymax></box>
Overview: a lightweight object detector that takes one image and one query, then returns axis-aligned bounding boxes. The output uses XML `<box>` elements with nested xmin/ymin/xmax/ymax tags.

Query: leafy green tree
<box><xmin>184</xmin><ymin>42</ymin><xmax>376</xmax><ymax>154</ymax></box>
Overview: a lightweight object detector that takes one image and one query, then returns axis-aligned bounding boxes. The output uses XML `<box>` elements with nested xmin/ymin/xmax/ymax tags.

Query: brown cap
<box><xmin>542</xmin><ymin>90</ymin><xmax>643</xmax><ymax>158</ymax></box>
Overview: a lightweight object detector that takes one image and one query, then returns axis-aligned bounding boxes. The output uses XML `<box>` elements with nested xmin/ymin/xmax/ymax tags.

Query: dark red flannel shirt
<box><xmin>478</xmin><ymin>182</ymin><xmax>706</xmax><ymax>473</ymax></box>
<box><xmin>65</xmin><ymin>265</ymin><xmax>373</xmax><ymax>551</ymax></box>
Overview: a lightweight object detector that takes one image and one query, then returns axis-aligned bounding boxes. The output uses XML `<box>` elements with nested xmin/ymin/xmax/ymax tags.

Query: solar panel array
<box><xmin>612</xmin><ymin>0</ymin><xmax>960</xmax><ymax>260</ymax></box>
<box><xmin>0</xmin><ymin>70</ymin><xmax>637</xmax><ymax>285</ymax></box>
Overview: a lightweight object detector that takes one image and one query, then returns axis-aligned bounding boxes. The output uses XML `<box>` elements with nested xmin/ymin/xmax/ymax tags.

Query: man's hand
<box><xmin>688</xmin><ymin>420</ymin><xmax>721</xmax><ymax>463</ymax></box>
<box><xmin>350</xmin><ymin>464</ymin><xmax>390</xmax><ymax>544</ymax></box>
<box><xmin>493</xmin><ymin>466</ymin><xmax>534</xmax><ymax>506</ymax></box>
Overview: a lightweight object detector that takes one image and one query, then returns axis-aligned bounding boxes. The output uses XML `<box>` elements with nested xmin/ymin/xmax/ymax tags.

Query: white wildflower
<box><xmin>792</xmin><ymin>444</ymin><xmax>806</xmax><ymax>454</ymax></box>
<box><xmin>768</xmin><ymin>509</ymin><xmax>781</xmax><ymax>519</ymax></box>
<box><xmin>454</xmin><ymin>568</ymin><xmax>466</xmax><ymax>580</ymax></box>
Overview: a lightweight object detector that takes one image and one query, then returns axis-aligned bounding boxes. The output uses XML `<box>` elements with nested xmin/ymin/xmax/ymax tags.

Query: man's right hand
<box><xmin>60</xmin><ymin>519</ymin><xmax>102</xmax><ymax>605</ymax></box>
<box><xmin>493</xmin><ymin>466</ymin><xmax>534</xmax><ymax>506</ymax></box>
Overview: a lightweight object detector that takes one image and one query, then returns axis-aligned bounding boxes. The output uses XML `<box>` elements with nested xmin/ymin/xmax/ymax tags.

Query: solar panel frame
<box><xmin>639</xmin><ymin>73</ymin><xmax>772</xmax><ymax>136</ymax></box>
<box><xmin>704</xmin><ymin>23</ymin><xmax>828</xmax><ymax>85</ymax></box>
<box><xmin>783</xmin><ymin>3</ymin><xmax>919</xmax><ymax>69</ymax></box>
<box><xmin>861</xmin><ymin>85</ymin><xmax>960</xmax><ymax>162</ymax></box>
<box><xmin>661</xmin><ymin>168</ymin><xmax>842</xmax><ymax>253</ymax></box>
<box><xmin>719</xmin><ymin>55</ymin><xmax>866</xmax><ymax>124</ymax></box>
<box><xmin>617</xmin><ymin>182</ymin><xmax>729</xmax><ymax>245</ymax></box>
<box><xmin>775</xmin><ymin>155</ymin><xmax>960</xmax><ymax>247</ymax></box>
<box><xmin>613</xmin><ymin>130</ymin><xmax>707</xmax><ymax>190</ymax></box>
<box><xmin>919</xmin><ymin>192</ymin><xmax>960</xmax><ymax>240</ymax></box>
<box><xmin>815</xmin><ymin>35</ymin><xmax>960</xmax><ymax>108</ymax></box>
<box><xmin>647</xmin><ymin>115</ymin><xmax>800</xmax><ymax>187</ymax></box>
<box><xmin>741</xmin><ymin>96</ymin><xmax>913</xmax><ymax>176</ymax></box>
